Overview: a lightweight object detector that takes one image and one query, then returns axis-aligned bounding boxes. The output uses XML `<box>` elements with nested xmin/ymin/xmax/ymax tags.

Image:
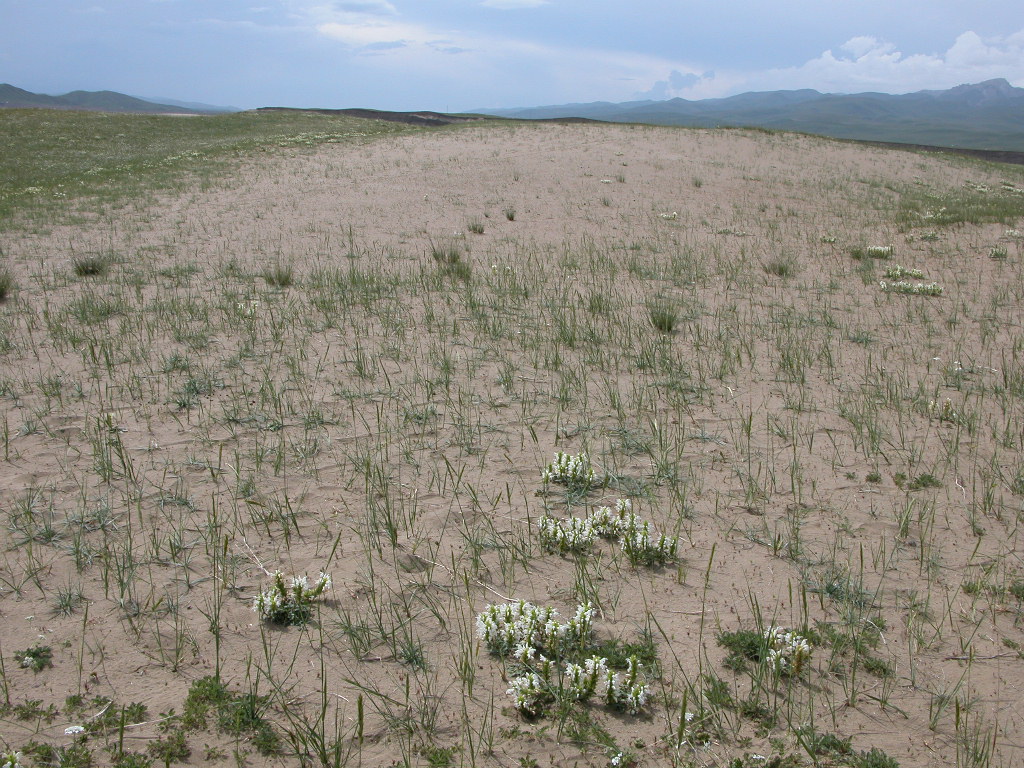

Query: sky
<box><xmin>1</xmin><ymin>1</ymin><xmax>1023</xmax><ymax>111</ymax></box>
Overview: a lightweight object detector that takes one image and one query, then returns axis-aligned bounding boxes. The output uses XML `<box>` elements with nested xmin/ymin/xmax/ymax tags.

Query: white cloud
<box><xmin>638</xmin><ymin>29</ymin><xmax>1024</xmax><ymax>102</ymax></box>
<box><xmin>326</xmin><ymin>0</ymin><xmax>396</xmax><ymax>14</ymax></box>
<box><xmin>317</xmin><ymin>19</ymin><xmax>425</xmax><ymax>47</ymax></box>
<box><xmin>480</xmin><ymin>0</ymin><xmax>548</xmax><ymax>8</ymax></box>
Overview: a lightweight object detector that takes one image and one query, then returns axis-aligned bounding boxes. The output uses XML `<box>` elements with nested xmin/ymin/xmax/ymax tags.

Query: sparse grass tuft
<box><xmin>262</xmin><ymin>261</ymin><xmax>294</xmax><ymax>287</ymax></box>
<box><xmin>71</xmin><ymin>254</ymin><xmax>109</xmax><ymax>277</ymax></box>
<box><xmin>646</xmin><ymin>297</ymin><xmax>679</xmax><ymax>333</ymax></box>
<box><xmin>0</xmin><ymin>267</ymin><xmax>14</xmax><ymax>301</ymax></box>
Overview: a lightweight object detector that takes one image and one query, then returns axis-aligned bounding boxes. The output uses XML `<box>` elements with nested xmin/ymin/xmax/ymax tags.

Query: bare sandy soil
<box><xmin>2</xmin><ymin>121</ymin><xmax>1024</xmax><ymax>768</ymax></box>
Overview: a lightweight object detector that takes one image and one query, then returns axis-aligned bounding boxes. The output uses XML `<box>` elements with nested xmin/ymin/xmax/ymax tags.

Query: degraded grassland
<box><xmin>1</xmin><ymin>110</ymin><xmax>1024</xmax><ymax>768</ymax></box>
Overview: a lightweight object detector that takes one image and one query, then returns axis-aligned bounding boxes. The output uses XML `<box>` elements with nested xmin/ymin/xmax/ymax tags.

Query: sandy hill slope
<box><xmin>1</xmin><ymin>117</ymin><xmax>1023</xmax><ymax>768</ymax></box>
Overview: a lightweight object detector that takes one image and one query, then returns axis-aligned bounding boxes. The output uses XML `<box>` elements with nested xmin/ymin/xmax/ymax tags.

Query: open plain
<box><xmin>1</xmin><ymin>112</ymin><xmax>1024</xmax><ymax>768</ymax></box>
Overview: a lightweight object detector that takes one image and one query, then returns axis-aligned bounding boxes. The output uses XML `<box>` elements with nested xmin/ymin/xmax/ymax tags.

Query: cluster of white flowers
<box><xmin>1005</xmin><ymin>229</ymin><xmax>1023</xmax><ymax>239</ymax></box>
<box><xmin>600</xmin><ymin>655</ymin><xmax>650</xmax><ymax>713</ymax></box>
<box><xmin>541</xmin><ymin>451</ymin><xmax>596</xmax><ymax>488</ymax></box>
<box><xmin>476</xmin><ymin>600</ymin><xmax>592</xmax><ymax>657</ymax></box>
<box><xmin>253</xmin><ymin>571</ymin><xmax>332</xmax><ymax>626</ymax></box>
<box><xmin>563</xmin><ymin>655</ymin><xmax>609</xmax><ymax>701</ymax></box>
<box><xmin>764</xmin><ymin>627</ymin><xmax>811</xmax><ymax>676</ymax></box>
<box><xmin>538</xmin><ymin>499</ymin><xmax>676</xmax><ymax>566</ymax></box>
<box><xmin>880</xmin><ymin>280</ymin><xmax>943</xmax><ymax>296</ymax></box>
<box><xmin>537</xmin><ymin>514</ymin><xmax>597</xmax><ymax>553</ymax></box>
<box><xmin>506</xmin><ymin>651</ymin><xmax>649</xmax><ymax>716</ymax></box>
<box><xmin>617</xmin><ymin>514</ymin><xmax>677</xmax><ymax>566</ymax></box>
<box><xmin>0</xmin><ymin>752</ymin><xmax>23</xmax><ymax>768</ymax></box>
<box><xmin>478</xmin><ymin>600</ymin><xmax>650</xmax><ymax>716</ymax></box>
<box><xmin>990</xmin><ymin>245</ymin><xmax>1009</xmax><ymax>260</ymax></box>
<box><xmin>506</xmin><ymin>671</ymin><xmax>551</xmax><ymax>718</ymax></box>
<box><xmin>884</xmin><ymin>264</ymin><xmax>924</xmax><ymax>280</ymax></box>
<box><xmin>865</xmin><ymin>245</ymin><xmax>893</xmax><ymax>258</ymax></box>
<box><xmin>820</xmin><ymin>235</ymin><xmax>837</xmax><ymax>244</ymax></box>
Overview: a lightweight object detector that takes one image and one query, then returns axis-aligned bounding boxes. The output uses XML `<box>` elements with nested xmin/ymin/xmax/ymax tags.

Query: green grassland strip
<box><xmin>0</xmin><ymin>109</ymin><xmax>422</xmax><ymax>221</ymax></box>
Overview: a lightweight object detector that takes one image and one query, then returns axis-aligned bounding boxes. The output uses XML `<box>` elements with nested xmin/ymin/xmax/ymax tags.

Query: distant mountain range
<box><xmin>5</xmin><ymin>79</ymin><xmax>1023</xmax><ymax>153</ymax></box>
<box><xmin>0</xmin><ymin>84</ymin><xmax>235</xmax><ymax>114</ymax></box>
<box><xmin>478</xmin><ymin>79</ymin><xmax>1024</xmax><ymax>152</ymax></box>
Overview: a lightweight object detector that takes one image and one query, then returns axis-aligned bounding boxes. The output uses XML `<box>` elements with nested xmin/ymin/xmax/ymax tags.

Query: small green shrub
<box><xmin>853</xmin><ymin>747</ymin><xmax>900</xmax><ymax>768</ymax></box>
<box><xmin>15</xmin><ymin>644</ymin><xmax>53</xmax><ymax>673</ymax></box>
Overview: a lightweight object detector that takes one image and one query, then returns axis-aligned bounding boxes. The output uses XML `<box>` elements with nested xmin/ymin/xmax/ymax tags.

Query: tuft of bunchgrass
<box><xmin>262</xmin><ymin>262</ymin><xmax>295</xmax><ymax>287</ymax></box>
<box><xmin>646</xmin><ymin>297</ymin><xmax>679</xmax><ymax>333</ymax></box>
<box><xmin>0</xmin><ymin>267</ymin><xmax>14</xmax><ymax>301</ymax></box>
<box><xmin>431</xmin><ymin>243</ymin><xmax>471</xmax><ymax>282</ymax></box>
<box><xmin>71</xmin><ymin>254</ymin><xmax>109</xmax><ymax>277</ymax></box>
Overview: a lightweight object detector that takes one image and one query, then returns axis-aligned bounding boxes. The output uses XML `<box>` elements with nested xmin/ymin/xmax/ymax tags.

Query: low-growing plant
<box><xmin>880</xmin><ymin>279</ymin><xmax>943</xmax><ymax>296</ymax></box>
<box><xmin>538</xmin><ymin>499</ymin><xmax>675</xmax><ymax>564</ymax></box>
<box><xmin>718</xmin><ymin>627</ymin><xmax>812</xmax><ymax>676</ymax></box>
<box><xmin>180</xmin><ymin>676</ymin><xmax>278</xmax><ymax>755</ymax></box>
<box><xmin>850</xmin><ymin>245</ymin><xmax>893</xmax><ymax>260</ymax></box>
<box><xmin>477</xmin><ymin>600</ymin><xmax>653</xmax><ymax>718</ymax></box>
<box><xmin>884</xmin><ymin>264</ymin><xmax>924</xmax><ymax>279</ymax></box>
<box><xmin>15</xmin><ymin>645</ymin><xmax>53</xmax><ymax>673</ymax></box>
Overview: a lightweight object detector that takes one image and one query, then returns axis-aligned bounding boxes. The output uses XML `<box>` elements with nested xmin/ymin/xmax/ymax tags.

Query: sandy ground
<box><xmin>1</xmin><ymin>120</ymin><xmax>1024</xmax><ymax>768</ymax></box>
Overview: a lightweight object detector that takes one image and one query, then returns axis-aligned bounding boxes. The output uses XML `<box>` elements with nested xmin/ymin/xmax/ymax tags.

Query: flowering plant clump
<box><xmin>884</xmin><ymin>264</ymin><xmax>924</xmax><ymax>280</ymax></box>
<box><xmin>506</xmin><ymin>671</ymin><xmax>553</xmax><ymax>718</ymax></box>
<box><xmin>476</xmin><ymin>600</ymin><xmax>593</xmax><ymax>658</ymax></box>
<box><xmin>880</xmin><ymin>280</ymin><xmax>943</xmax><ymax>296</ymax></box>
<box><xmin>540</xmin><ymin>499</ymin><xmax>677</xmax><ymax>566</ymax></box>
<box><xmin>1</xmin><ymin>751</ymin><xmax>23</xmax><ymax>768</ymax></box>
<box><xmin>865</xmin><ymin>245</ymin><xmax>893</xmax><ymax>259</ymax></box>
<box><xmin>537</xmin><ymin>514</ymin><xmax>596</xmax><ymax>554</ymax></box>
<box><xmin>928</xmin><ymin>397</ymin><xmax>962</xmax><ymax>425</ymax></box>
<box><xmin>764</xmin><ymin>627</ymin><xmax>811</xmax><ymax>676</ymax></box>
<box><xmin>620</xmin><ymin>525</ymin><xmax>678</xmax><ymax>566</ymax></box>
<box><xmin>563</xmin><ymin>655</ymin><xmax>609</xmax><ymax>701</ymax></box>
<box><xmin>600</xmin><ymin>655</ymin><xmax>650</xmax><ymax>713</ymax></box>
<box><xmin>253</xmin><ymin>571</ymin><xmax>332</xmax><ymax>626</ymax></box>
<box><xmin>16</xmin><ymin>644</ymin><xmax>53</xmax><ymax>673</ymax></box>
<box><xmin>476</xmin><ymin>600</ymin><xmax>651</xmax><ymax>717</ymax></box>
<box><xmin>541</xmin><ymin>451</ymin><xmax>596</xmax><ymax>490</ymax></box>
